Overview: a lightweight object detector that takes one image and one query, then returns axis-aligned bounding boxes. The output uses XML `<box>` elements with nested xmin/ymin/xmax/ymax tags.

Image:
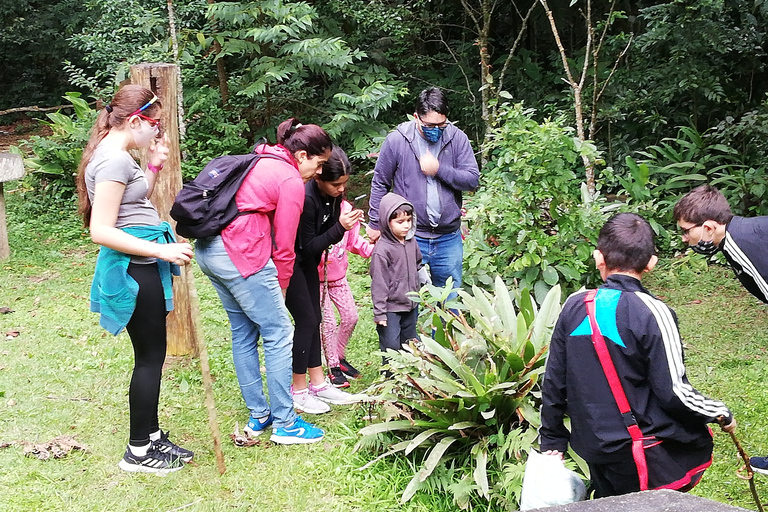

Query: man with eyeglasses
<box><xmin>367</xmin><ymin>87</ymin><xmax>479</xmax><ymax>294</ymax></box>
<box><xmin>674</xmin><ymin>183</ymin><xmax>768</xmax><ymax>473</ymax></box>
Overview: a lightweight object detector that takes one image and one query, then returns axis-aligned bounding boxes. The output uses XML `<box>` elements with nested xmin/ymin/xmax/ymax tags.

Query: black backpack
<box><xmin>170</xmin><ymin>152</ymin><xmax>282</xmax><ymax>239</ymax></box>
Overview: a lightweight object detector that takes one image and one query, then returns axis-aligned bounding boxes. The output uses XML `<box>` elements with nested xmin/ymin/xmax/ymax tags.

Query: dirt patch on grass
<box><xmin>0</xmin><ymin>117</ymin><xmax>51</xmax><ymax>152</ymax></box>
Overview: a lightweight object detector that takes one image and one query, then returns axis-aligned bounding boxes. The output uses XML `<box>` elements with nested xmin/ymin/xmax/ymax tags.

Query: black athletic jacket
<box><xmin>722</xmin><ymin>216</ymin><xmax>768</xmax><ymax>304</ymax></box>
<box><xmin>294</xmin><ymin>179</ymin><xmax>345</xmax><ymax>268</ymax></box>
<box><xmin>540</xmin><ymin>274</ymin><xmax>732</xmax><ymax>464</ymax></box>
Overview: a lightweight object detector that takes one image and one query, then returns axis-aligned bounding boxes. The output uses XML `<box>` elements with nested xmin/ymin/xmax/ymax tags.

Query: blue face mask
<box><xmin>422</xmin><ymin>126</ymin><xmax>444</xmax><ymax>143</ymax></box>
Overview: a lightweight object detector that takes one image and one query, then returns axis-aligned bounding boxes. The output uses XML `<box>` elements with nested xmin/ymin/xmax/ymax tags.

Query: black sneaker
<box><xmin>328</xmin><ymin>367</ymin><xmax>350</xmax><ymax>388</ymax></box>
<box><xmin>153</xmin><ymin>430</ymin><xmax>194</xmax><ymax>462</ymax></box>
<box><xmin>751</xmin><ymin>456</ymin><xmax>768</xmax><ymax>475</ymax></box>
<box><xmin>118</xmin><ymin>445</ymin><xmax>184</xmax><ymax>475</ymax></box>
<box><xmin>339</xmin><ymin>358</ymin><xmax>361</xmax><ymax>379</ymax></box>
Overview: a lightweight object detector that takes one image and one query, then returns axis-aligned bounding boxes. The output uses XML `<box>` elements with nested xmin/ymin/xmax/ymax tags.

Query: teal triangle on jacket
<box><xmin>570</xmin><ymin>288</ymin><xmax>626</xmax><ymax>347</ymax></box>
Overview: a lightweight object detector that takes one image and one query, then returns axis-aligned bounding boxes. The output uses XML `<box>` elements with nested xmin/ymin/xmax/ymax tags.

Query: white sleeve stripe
<box><xmin>635</xmin><ymin>292</ymin><xmax>730</xmax><ymax>418</ymax></box>
<box><xmin>724</xmin><ymin>233</ymin><xmax>768</xmax><ymax>299</ymax></box>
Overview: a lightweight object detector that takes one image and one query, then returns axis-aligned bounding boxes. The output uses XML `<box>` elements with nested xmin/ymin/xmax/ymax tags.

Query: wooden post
<box><xmin>0</xmin><ymin>153</ymin><xmax>25</xmax><ymax>261</ymax></box>
<box><xmin>130</xmin><ymin>63</ymin><xmax>200</xmax><ymax>357</ymax></box>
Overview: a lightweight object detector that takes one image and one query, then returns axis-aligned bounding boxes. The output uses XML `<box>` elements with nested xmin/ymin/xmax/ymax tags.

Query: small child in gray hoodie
<box><xmin>369</xmin><ymin>193</ymin><xmax>423</xmax><ymax>362</ymax></box>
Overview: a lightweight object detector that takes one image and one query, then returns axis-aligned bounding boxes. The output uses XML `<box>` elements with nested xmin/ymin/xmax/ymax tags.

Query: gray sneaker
<box><xmin>293</xmin><ymin>388</ymin><xmax>330</xmax><ymax>414</ymax></box>
<box><xmin>309</xmin><ymin>379</ymin><xmax>361</xmax><ymax>405</ymax></box>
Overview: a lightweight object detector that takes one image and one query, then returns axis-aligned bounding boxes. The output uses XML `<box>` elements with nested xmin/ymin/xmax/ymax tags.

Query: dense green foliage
<box><xmin>357</xmin><ymin>279</ymin><xmax>562</xmax><ymax>509</ymax></box>
<box><xmin>463</xmin><ymin>103</ymin><xmax>606</xmax><ymax>297</ymax></box>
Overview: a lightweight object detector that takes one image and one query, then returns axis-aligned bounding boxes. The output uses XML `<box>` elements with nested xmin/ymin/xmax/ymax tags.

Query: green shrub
<box><xmin>464</xmin><ymin>103</ymin><xmax>606</xmax><ymax>300</ymax></box>
<box><xmin>15</xmin><ymin>93</ymin><xmax>96</xmax><ymax>212</ymax></box>
<box><xmin>356</xmin><ymin>278</ymin><xmax>562</xmax><ymax>510</ymax></box>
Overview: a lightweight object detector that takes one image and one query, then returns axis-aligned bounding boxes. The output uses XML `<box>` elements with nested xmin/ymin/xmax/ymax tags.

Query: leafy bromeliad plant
<box><xmin>356</xmin><ymin>277</ymin><xmax>562</xmax><ymax>510</ymax></box>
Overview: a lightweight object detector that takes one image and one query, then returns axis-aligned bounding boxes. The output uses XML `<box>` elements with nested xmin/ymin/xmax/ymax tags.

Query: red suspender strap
<box><xmin>584</xmin><ymin>290</ymin><xmax>649</xmax><ymax>491</ymax></box>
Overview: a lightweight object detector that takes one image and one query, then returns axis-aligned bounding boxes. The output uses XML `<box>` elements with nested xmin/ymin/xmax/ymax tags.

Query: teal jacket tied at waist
<box><xmin>90</xmin><ymin>222</ymin><xmax>180</xmax><ymax>335</ymax></box>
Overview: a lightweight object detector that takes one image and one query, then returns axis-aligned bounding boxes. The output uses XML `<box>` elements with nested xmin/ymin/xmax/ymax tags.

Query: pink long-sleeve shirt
<box><xmin>318</xmin><ymin>200</ymin><xmax>374</xmax><ymax>282</ymax></box>
<box><xmin>221</xmin><ymin>144</ymin><xmax>304</xmax><ymax>288</ymax></box>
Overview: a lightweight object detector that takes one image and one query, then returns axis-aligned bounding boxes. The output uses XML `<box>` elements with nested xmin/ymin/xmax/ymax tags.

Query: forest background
<box><xmin>3</xmin><ymin>0</ymin><xmax>768</xmax><ymax>510</ymax></box>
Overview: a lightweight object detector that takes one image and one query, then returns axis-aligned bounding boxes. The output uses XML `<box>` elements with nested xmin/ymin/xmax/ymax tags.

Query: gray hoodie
<box><xmin>369</xmin><ymin>193</ymin><xmax>423</xmax><ymax>322</ymax></box>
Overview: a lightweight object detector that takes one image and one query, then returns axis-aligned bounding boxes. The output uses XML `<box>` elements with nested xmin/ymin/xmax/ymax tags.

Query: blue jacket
<box><xmin>90</xmin><ymin>222</ymin><xmax>180</xmax><ymax>335</ymax></box>
<box><xmin>368</xmin><ymin>120</ymin><xmax>479</xmax><ymax>237</ymax></box>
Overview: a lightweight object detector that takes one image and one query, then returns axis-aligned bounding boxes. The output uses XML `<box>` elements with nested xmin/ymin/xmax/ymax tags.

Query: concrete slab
<box><xmin>0</xmin><ymin>153</ymin><xmax>24</xmax><ymax>181</ymax></box>
<box><xmin>527</xmin><ymin>489</ymin><xmax>752</xmax><ymax>512</ymax></box>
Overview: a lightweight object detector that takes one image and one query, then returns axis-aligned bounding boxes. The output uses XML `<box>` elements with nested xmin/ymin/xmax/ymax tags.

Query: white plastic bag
<box><xmin>520</xmin><ymin>450</ymin><xmax>587</xmax><ymax>511</ymax></box>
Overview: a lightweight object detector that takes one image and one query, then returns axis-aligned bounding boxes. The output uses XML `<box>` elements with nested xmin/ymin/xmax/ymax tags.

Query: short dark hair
<box><xmin>416</xmin><ymin>87</ymin><xmax>449</xmax><ymax>117</ymax></box>
<box><xmin>390</xmin><ymin>204</ymin><xmax>413</xmax><ymax>220</ymax></box>
<box><xmin>597</xmin><ymin>213</ymin><xmax>656</xmax><ymax>273</ymax></box>
<box><xmin>673</xmin><ymin>184</ymin><xmax>733</xmax><ymax>225</ymax></box>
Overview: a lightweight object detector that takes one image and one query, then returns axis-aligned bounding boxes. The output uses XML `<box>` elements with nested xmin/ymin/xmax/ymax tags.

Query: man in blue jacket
<box><xmin>367</xmin><ymin>87</ymin><xmax>479</xmax><ymax>292</ymax></box>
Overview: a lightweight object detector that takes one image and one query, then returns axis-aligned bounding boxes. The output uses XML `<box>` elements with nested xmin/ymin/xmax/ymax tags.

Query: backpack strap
<box><xmin>584</xmin><ymin>289</ymin><xmax>649</xmax><ymax>490</ymax></box>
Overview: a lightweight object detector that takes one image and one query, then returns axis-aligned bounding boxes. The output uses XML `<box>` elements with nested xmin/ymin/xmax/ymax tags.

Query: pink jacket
<box><xmin>318</xmin><ymin>200</ymin><xmax>374</xmax><ymax>282</ymax></box>
<box><xmin>221</xmin><ymin>144</ymin><xmax>304</xmax><ymax>288</ymax></box>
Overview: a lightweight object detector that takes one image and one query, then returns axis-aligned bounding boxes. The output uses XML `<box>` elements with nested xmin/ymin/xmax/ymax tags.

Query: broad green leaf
<box><xmin>357</xmin><ymin>440</ymin><xmax>410</xmax><ymax>470</ymax></box>
<box><xmin>474</xmin><ymin>449</ymin><xmax>489</xmax><ymax>498</ymax></box>
<box><xmin>405</xmin><ymin>429</ymin><xmax>442</xmax><ymax>455</ymax></box>
<box><xmin>494</xmin><ymin>275</ymin><xmax>517</xmax><ymax>333</ymax></box>
<box><xmin>419</xmin><ymin>437</ymin><xmax>457</xmax><ymax>482</ymax></box>
<box><xmin>530</xmin><ymin>284</ymin><xmax>561</xmax><ymax>352</ymax></box>
<box><xmin>448</xmin><ymin>422</ymin><xmax>480</xmax><ymax>430</ymax></box>
<box><xmin>359</xmin><ymin>420</ymin><xmax>418</xmax><ymax>436</ymax></box>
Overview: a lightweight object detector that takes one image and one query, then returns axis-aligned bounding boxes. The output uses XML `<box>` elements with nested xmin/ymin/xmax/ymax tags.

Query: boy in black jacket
<box><xmin>674</xmin><ymin>184</ymin><xmax>768</xmax><ymax>472</ymax></box>
<box><xmin>540</xmin><ymin>212</ymin><xmax>736</xmax><ymax>498</ymax></box>
<box><xmin>370</xmin><ymin>193</ymin><xmax>423</xmax><ymax>363</ymax></box>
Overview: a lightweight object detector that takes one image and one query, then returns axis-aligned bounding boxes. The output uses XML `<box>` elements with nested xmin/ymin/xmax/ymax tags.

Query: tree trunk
<box><xmin>130</xmin><ymin>63</ymin><xmax>201</xmax><ymax>357</ymax></box>
<box><xmin>207</xmin><ymin>0</ymin><xmax>230</xmax><ymax>107</ymax></box>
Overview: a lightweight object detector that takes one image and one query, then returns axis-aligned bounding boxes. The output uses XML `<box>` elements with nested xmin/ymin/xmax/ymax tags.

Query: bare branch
<box><xmin>498</xmin><ymin>2</ymin><xmax>539</xmax><ymax>90</ymax></box>
<box><xmin>438</xmin><ymin>31</ymin><xmax>476</xmax><ymax>103</ymax></box>
<box><xmin>596</xmin><ymin>33</ymin><xmax>633</xmax><ymax>103</ymax></box>
<box><xmin>0</xmin><ymin>103</ymin><xmax>97</xmax><ymax>117</ymax></box>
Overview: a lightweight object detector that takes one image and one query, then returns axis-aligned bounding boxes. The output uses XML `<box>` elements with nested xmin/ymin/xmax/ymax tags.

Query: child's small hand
<box><xmin>377</xmin><ymin>320</ymin><xmax>387</xmax><ymax>327</ymax></box>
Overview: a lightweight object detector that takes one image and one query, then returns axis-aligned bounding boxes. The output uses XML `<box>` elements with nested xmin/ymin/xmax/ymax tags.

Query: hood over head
<box><xmin>379</xmin><ymin>192</ymin><xmax>416</xmax><ymax>242</ymax></box>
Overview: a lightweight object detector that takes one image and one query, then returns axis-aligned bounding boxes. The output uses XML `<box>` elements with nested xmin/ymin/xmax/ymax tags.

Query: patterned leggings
<box><xmin>320</xmin><ymin>277</ymin><xmax>359</xmax><ymax>369</ymax></box>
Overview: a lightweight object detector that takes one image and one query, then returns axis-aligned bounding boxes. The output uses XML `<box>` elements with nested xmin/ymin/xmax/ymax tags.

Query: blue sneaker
<box><xmin>270</xmin><ymin>416</ymin><xmax>324</xmax><ymax>445</ymax></box>
<box><xmin>244</xmin><ymin>413</ymin><xmax>274</xmax><ymax>437</ymax></box>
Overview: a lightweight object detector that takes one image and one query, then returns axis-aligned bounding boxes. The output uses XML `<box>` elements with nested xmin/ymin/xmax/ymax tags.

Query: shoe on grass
<box><xmin>310</xmin><ymin>379</ymin><xmax>359</xmax><ymax>405</ymax></box>
<box><xmin>270</xmin><ymin>416</ymin><xmax>324</xmax><ymax>445</ymax></box>
<box><xmin>118</xmin><ymin>445</ymin><xmax>184</xmax><ymax>475</ymax></box>
<box><xmin>244</xmin><ymin>413</ymin><xmax>274</xmax><ymax>437</ymax></box>
<box><xmin>153</xmin><ymin>430</ymin><xmax>194</xmax><ymax>462</ymax></box>
<box><xmin>293</xmin><ymin>387</ymin><xmax>330</xmax><ymax>414</ymax></box>
<box><xmin>328</xmin><ymin>367</ymin><xmax>350</xmax><ymax>388</ymax></box>
<box><xmin>751</xmin><ymin>456</ymin><xmax>768</xmax><ymax>475</ymax></box>
<box><xmin>338</xmin><ymin>358</ymin><xmax>361</xmax><ymax>379</ymax></box>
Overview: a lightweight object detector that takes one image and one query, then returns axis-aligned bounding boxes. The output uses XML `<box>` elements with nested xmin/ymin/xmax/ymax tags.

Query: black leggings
<box><xmin>285</xmin><ymin>262</ymin><xmax>323</xmax><ymax>374</ymax></box>
<box><xmin>125</xmin><ymin>263</ymin><xmax>167</xmax><ymax>446</ymax></box>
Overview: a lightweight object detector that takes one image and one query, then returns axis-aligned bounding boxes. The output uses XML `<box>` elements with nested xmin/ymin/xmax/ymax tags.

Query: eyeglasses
<box><xmin>134</xmin><ymin>113</ymin><xmax>161</xmax><ymax>129</ymax></box>
<box><xmin>680</xmin><ymin>223</ymin><xmax>702</xmax><ymax>236</ymax></box>
<box><xmin>130</xmin><ymin>94</ymin><xmax>158</xmax><ymax>117</ymax></box>
<box><xmin>418</xmin><ymin>116</ymin><xmax>448</xmax><ymax>129</ymax></box>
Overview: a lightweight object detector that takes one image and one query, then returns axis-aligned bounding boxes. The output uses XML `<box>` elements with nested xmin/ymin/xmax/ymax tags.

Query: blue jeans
<box><xmin>195</xmin><ymin>236</ymin><xmax>296</xmax><ymax>428</ymax></box>
<box><xmin>416</xmin><ymin>229</ymin><xmax>463</xmax><ymax>294</ymax></box>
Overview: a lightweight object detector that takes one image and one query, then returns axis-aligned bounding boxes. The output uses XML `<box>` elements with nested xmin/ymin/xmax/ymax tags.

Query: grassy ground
<box><xmin>1</xmin><ymin>196</ymin><xmax>768</xmax><ymax>511</ymax></box>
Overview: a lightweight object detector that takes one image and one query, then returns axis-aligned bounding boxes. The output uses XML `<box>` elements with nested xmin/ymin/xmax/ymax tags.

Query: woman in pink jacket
<box><xmin>195</xmin><ymin>118</ymin><xmax>329</xmax><ymax>445</ymax></box>
<box><xmin>318</xmin><ymin>169</ymin><xmax>374</xmax><ymax>388</ymax></box>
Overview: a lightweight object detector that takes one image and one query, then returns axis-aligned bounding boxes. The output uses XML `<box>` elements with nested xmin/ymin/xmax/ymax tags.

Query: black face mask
<box><xmin>691</xmin><ymin>239</ymin><xmax>719</xmax><ymax>256</ymax></box>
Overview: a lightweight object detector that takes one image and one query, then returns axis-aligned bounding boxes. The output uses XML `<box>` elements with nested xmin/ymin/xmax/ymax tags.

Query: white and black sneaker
<box><xmin>153</xmin><ymin>430</ymin><xmax>194</xmax><ymax>462</ymax></box>
<box><xmin>118</xmin><ymin>445</ymin><xmax>184</xmax><ymax>475</ymax></box>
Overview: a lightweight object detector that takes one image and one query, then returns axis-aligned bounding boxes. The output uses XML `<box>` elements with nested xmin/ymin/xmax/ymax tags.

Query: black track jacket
<box><xmin>722</xmin><ymin>215</ymin><xmax>768</xmax><ymax>304</ymax></box>
<box><xmin>540</xmin><ymin>274</ymin><xmax>732</xmax><ymax>464</ymax></box>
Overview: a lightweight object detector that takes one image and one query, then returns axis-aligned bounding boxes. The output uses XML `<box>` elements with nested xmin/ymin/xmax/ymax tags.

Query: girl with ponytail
<box><xmin>76</xmin><ymin>84</ymin><xmax>194</xmax><ymax>475</ymax></box>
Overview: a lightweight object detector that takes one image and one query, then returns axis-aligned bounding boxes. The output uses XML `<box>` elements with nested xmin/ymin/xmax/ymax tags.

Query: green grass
<box><xmin>2</xmin><ymin>195</ymin><xmax>768</xmax><ymax>510</ymax></box>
